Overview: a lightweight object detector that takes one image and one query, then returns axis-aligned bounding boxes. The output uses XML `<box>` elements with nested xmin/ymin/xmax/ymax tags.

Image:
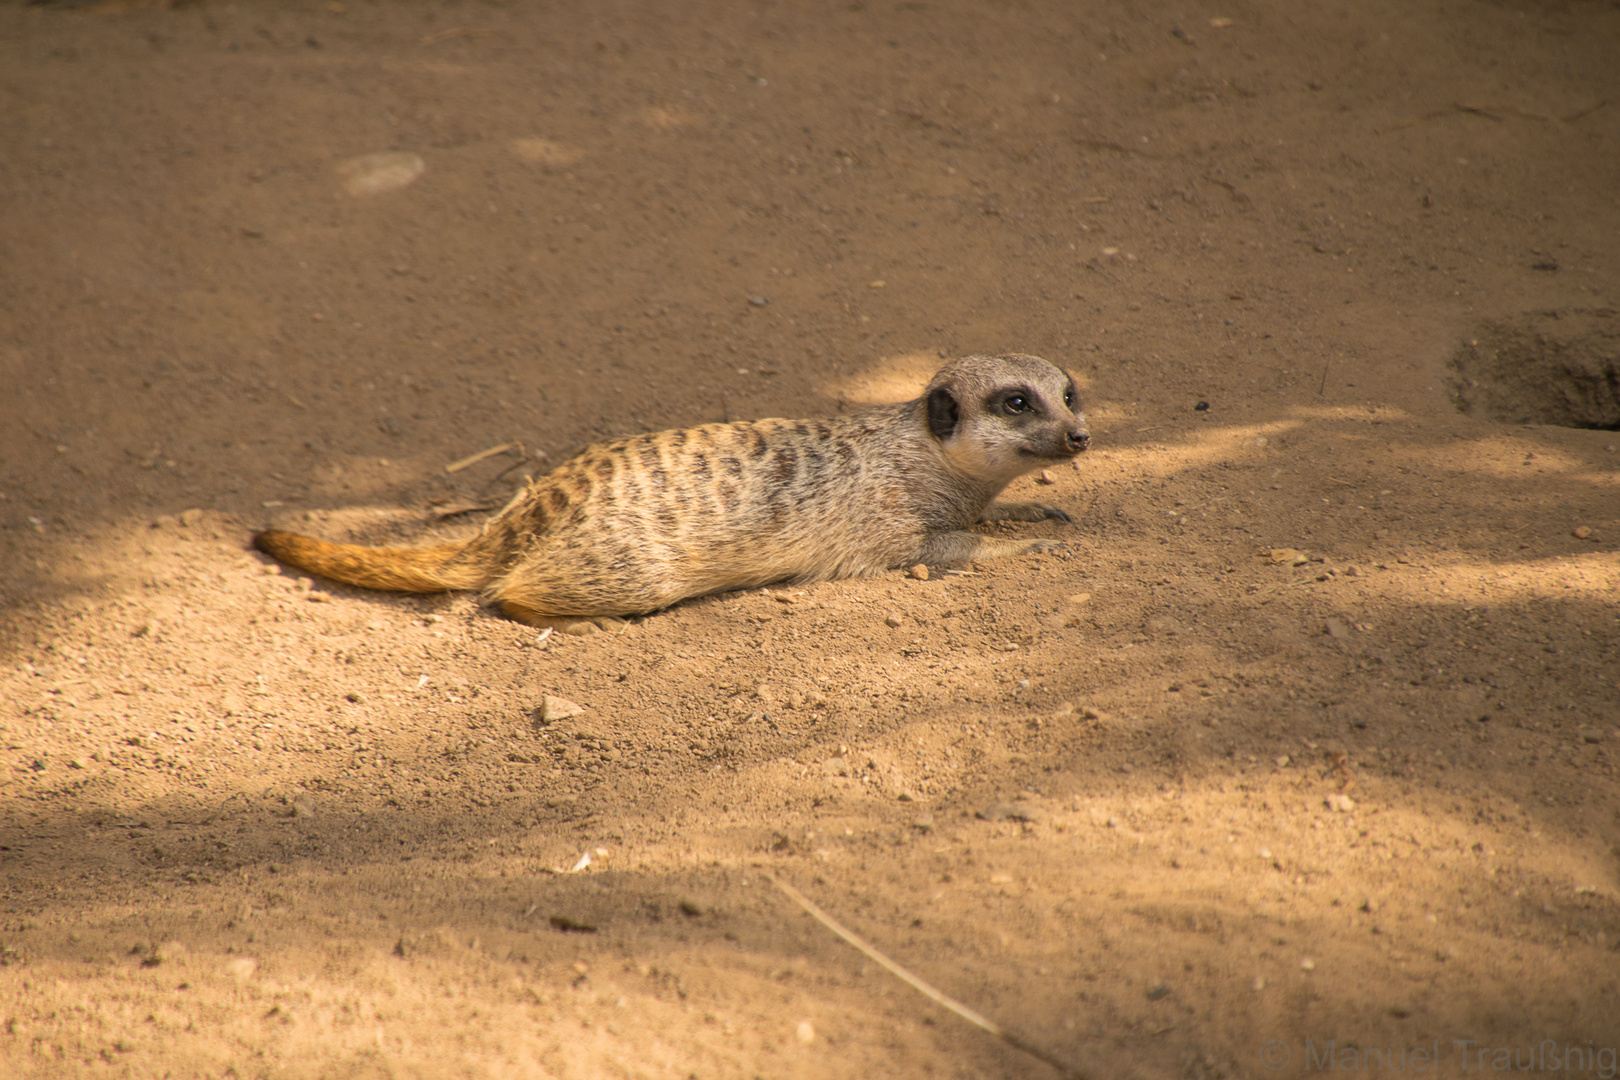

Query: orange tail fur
<box><xmin>251</xmin><ymin>530</ymin><xmax>489</xmax><ymax>593</ymax></box>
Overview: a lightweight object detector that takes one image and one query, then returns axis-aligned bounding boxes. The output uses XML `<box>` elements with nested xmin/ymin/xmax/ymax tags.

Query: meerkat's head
<box><xmin>923</xmin><ymin>354</ymin><xmax>1090</xmax><ymax>487</ymax></box>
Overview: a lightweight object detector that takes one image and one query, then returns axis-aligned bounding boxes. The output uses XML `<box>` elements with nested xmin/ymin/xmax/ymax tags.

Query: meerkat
<box><xmin>253</xmin><ymin>353</ymin><xmax>1090</xmax><ymax>629</ymax></box>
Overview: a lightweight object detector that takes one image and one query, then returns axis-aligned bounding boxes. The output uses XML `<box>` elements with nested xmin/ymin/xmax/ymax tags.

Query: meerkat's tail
<box><xmin>252</xmin><ymin>530</ymin><xmax>492</xmax><ymax>593</ymax></box>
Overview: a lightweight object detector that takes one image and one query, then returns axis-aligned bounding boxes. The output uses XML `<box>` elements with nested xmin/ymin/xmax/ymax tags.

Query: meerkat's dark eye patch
<box><xmin>993</xmin><ymin>388</ymin><xmax>1036</xmax><ymax>416</ymax></box>
<box><xmin>927</xmin><ymin>385</ymin><xmax>961</xmax><ymax>440</ymax></box>
<box><xmin>1063</xmin><ymin>382</ymin><xmax>1076</xmax><ymax>409</ymax></box>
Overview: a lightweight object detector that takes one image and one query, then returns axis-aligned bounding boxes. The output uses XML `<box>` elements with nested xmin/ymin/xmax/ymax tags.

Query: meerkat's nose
<box><xmin>1067</xmin><ymin>428</ymin><xmax>1091</xmax><ymax>452</ymax></box>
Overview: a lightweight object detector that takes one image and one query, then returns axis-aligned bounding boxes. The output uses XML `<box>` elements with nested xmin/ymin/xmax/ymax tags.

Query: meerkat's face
<box><xmin>924</xmin><ymin>354</ymin><xmax>1090</xmax><ymax>486</ymax></box>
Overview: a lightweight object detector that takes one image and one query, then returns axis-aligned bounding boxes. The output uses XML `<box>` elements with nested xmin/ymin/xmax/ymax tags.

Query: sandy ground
<box><xmin>2</xmin><ymin>1</ymin><xmax>1618</xmax><ymax>1078</ymax></box>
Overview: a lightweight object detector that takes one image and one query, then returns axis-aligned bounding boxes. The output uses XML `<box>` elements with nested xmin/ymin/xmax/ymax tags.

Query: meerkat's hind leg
<box><xmin>979</xmin><ymin>501</ymin><xmax>1072</xmax><ymax>523</ymax></box>
<box><xmin>916</xmin><ymin>530</ymin><xmax>1067</xmax><ymax>565</ymax></box>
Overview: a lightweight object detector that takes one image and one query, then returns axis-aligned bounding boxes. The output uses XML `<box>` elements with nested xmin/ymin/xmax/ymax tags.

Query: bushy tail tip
<box><xmin>252</xmin><ymin>529</ymin><xmax>481</xmax><ymax>593</ymax></box>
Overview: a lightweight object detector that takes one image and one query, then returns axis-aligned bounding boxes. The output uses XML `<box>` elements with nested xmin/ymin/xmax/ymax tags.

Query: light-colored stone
<box><xmin>540</xmin><ymin>695</ymin><xmax>586</xmax><ymax>722</ymax></box>
<box><xmin>337</xmin><ymin>151</ymin><xmax>425</xmax><ymax>196</ymax></box>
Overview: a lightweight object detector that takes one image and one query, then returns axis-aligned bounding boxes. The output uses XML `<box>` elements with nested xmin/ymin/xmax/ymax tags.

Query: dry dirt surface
<box><xmin>2</xmin><ymin>2</ymin><xmax>1619</xmax><ymax>1078</ymax></box>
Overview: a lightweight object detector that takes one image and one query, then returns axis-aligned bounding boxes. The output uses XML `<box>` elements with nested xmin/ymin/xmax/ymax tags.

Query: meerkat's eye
<box><xmin>1063</xmin><ymin>388</ymin><xmax>1075</xmax><ymax>408</ymax></box>
<box><xmin>1003</xmin><ymin>395</ymin><xmax>1031</xmax><ymax>415</ymax></box>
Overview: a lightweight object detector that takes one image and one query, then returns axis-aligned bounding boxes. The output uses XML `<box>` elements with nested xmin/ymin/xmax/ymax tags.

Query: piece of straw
<box><xmin>765</xmin><ymin>872</ymin><xmax>1087</xmax><ymax>1079</ymax></box>
<box><xmin>444</xmin><ymin>441</ymin><xmax>521</xmax><ymax>474</ymax></box>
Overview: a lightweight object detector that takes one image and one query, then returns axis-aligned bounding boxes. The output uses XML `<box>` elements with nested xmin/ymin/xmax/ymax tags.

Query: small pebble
<box><xmin>884</xmin><ymin>614</ymin><xmax>903</xmax><ymax>628</ymax></box>
<box><xmin>344</xmin><ymin>690</ymin><xmax>364</xmax><ymax>704</ymax></box>
<box><xmin>1326</xmin><ymin>793</ymin><xmax>1356</xmax><ymax>813</ymax></box>
<box><xmin>1300</xmin><ymin>958</ymin><xmax>1315</xmax><ymax>971</ymax></box>
<box><xmin>1274</xmin><ymin>755</ymin><xmax>1291</xmax><ymax>768</ymax></box>
<box><xmin>1146</xmin><ymin>984</ymin><xmax>1171</xmax><ymax>1001</ymax></box>
<box><xmin>1578</xmin><ymin>728</ymin><xmax>1605</xmax><ymax>744</ymax></box>
<box><xmin>907</xmin><ymin>563</ymin><xmax>929</xmax><ymax>580</ymax></box>
<box><xmin>1572</xmin><ymin>525</ymin><xmax>1592</xmax><ymax>539</ymax></box>
<box><xmin>795</xmin><ymin>1020</ymin><xmax>815</xmax><ymax>1044</ymax></box>
<box><xmin>540</xmin><ymin>695</ymin><xmax>586</xmax><ymax>722</ymax></box>
<box><xmin>291</xmin><ymin>793</ymin><xmax>317</xmax><ymax>819</ymax></box>
<box><xmin>1252</xmin><ymin>976</ymin><xmax>1266</xmax><ymax>991</ymax></box>
<box><xmin>747</xmin><ymin>295</ymin><xmax>769</xmax><ymax>307</ymax></box>
<box><xmin>337</xmin><ymin>151</ymin><xmax>425</xmax><ymax>196</ymax></box>
<box><xmin>1036</xmin><ymin>469</ymin><xmax>1055</xmax><ymax>485</ymax></box>
<box><xmin>1324</xmin><ymin>617</ymin><xmax>1350</xmax><ymax>639</ymax></box>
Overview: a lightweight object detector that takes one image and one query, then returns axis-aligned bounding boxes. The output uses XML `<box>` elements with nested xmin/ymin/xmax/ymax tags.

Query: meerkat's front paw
<box><xmin>554</xmin><ymin>616</ymin><xmax>631</xmax><ymax>636</ymax></box>
<box><xmin>980</xmin><ymin>501</ymin><xmax>1072</xmax><ymax>524</ymax></box>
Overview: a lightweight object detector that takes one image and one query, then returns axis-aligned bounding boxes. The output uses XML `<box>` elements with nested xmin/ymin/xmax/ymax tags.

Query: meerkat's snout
<box><xmin>1067</xmin><ymin>426</ymin><xmax>1091</xmax><ymax>453</ymax></box>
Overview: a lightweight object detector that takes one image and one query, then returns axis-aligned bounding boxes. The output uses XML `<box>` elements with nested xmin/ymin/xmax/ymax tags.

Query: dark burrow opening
<box><xmin>1448</xmin><ymin>308</ymin><xmax>1620</xmax><ymax>431</ymax></box>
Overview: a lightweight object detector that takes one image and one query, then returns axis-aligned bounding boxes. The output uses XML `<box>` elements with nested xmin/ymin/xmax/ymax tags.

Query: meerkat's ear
<box><xmin>926</xmin><ymin>384</ymin><xmax>960</xmax><ymax>440</ymax></box>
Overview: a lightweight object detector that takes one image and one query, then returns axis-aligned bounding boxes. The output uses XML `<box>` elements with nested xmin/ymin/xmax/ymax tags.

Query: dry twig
<box><xmin>445</xmin><ymin>441</ymin><xmax>522</xmax><ymax>474</ymax></box>
<box><xmin>765</xmin><ymin>872</ymin><xmax>1087</xmax><ymax>1080</ymax></box>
